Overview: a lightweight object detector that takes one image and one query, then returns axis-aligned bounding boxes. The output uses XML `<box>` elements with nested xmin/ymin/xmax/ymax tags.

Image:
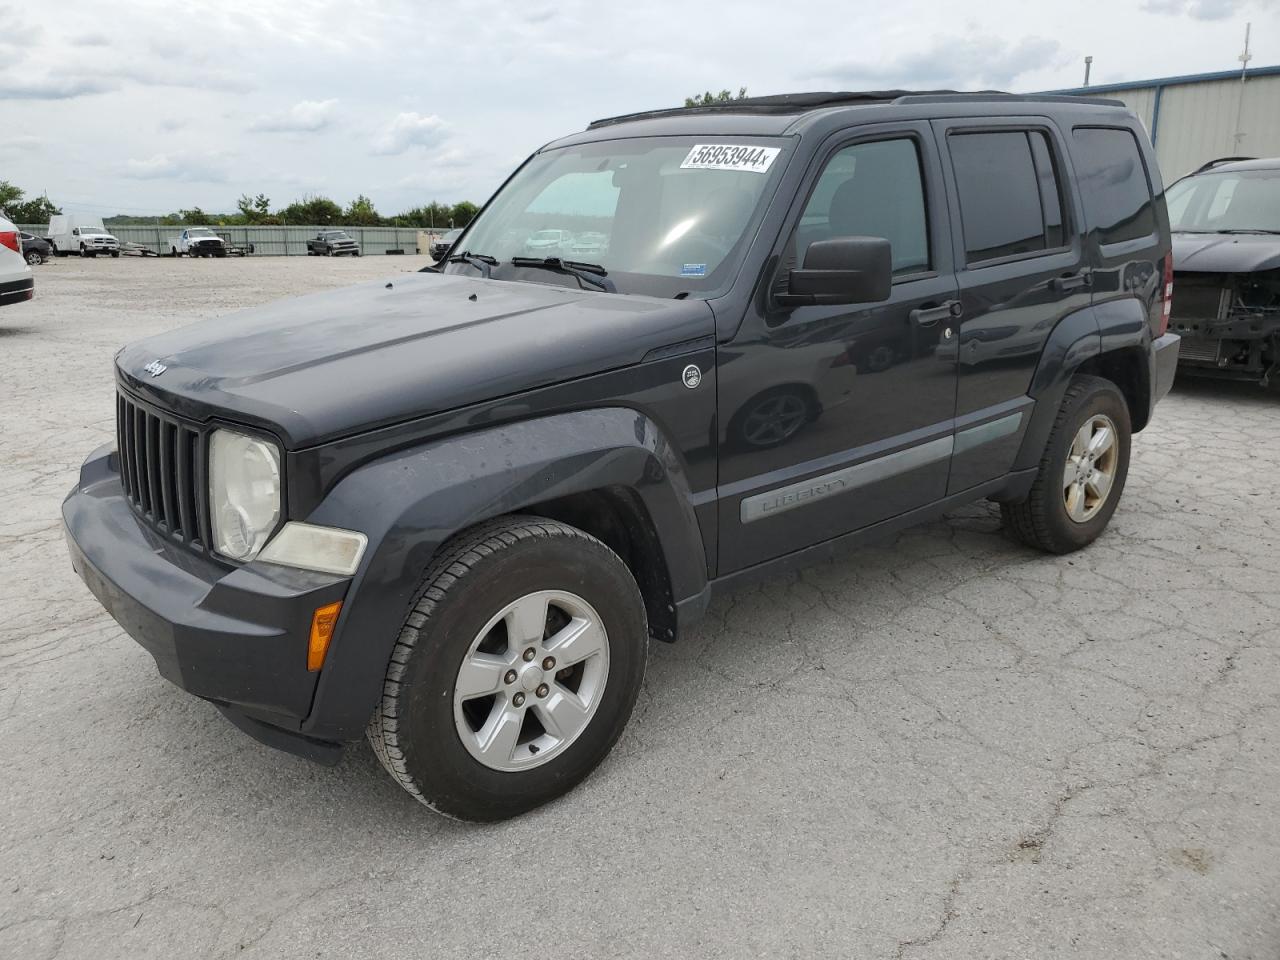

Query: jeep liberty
<box><xmin>64</xmin><ymin>92</ymin><xmax>1181</xmax><ymax>820</ymax></box>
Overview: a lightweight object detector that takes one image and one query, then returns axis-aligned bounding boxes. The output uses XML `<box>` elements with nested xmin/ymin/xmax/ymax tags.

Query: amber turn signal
<box><xmin>308</xmin><ymin>601</ymin><xmax>343</xmax><ymax>671</ymax></box>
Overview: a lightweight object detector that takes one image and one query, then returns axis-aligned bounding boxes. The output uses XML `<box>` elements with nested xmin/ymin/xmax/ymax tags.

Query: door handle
<box><xmin>1051</xmin><ymin>271</ymin><xmax>1092</xmax><ymax>293</ymax></box>
<box><xmin>910</xmin><ymin>300</ymin><xmax>962</xmax><ymax>327</ymax></box>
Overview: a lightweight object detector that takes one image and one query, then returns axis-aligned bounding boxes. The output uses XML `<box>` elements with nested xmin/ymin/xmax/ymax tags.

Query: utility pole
<box><xmin>1083</xmin><ymin>56</ymin><xmax>1093</xmax><ymax>87</ymax></box>
<box><xmin>1231</xmin><ymin>22</ymin><xmax>1252</xmax><ymax>152</ymax></box>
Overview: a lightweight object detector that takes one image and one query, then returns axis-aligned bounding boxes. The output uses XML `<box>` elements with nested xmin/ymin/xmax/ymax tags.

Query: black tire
<box><xmin>366</xmin><ymin>515</ymin><xmax>648</xmax><ymax>821</ymax></box>
<box><xmin>25</xmin><ymin>251</ymin><xmax>41</xmax><ymax>266</ymax></box>
<box><xmin>110</xmin><ymin>251</ymin><xmax>120</xmax><ymax>258</ymax></box>
<box><xmin>79</xmin><ymin>244</ymin><xmax>88</xmax><ymax>258</ymax></box>
<box><xmin>1002</xmin><ymin>375</ymin><xmax>1131</xmax><ymax>554</ymax></box>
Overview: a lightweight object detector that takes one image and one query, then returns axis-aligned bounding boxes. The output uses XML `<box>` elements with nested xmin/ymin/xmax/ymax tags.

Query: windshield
<box><xmin>443</xmin><ymin>135</ymin><xmax>790</xmax><ymax>297</ymax></box>
<box><xmin>1166</xmin><ymin>168</ymin><xmax>1280</xmax><ymax>233</ymax></box>
<box><xmin>188</xmin><ymin>228</ymin><xmax>214</xmax><ymax>237</ymax></box>
<box><xmin>323</xmin><ymin>231</ymin><xmax>350</xmax><ymax>239</ymax></box>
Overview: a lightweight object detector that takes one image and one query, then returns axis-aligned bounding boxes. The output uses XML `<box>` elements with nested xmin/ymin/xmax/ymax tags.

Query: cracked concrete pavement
<box><xmin>2</xmin><ymin>256</ymin><xmax>1279</xmax><ymax>959</ymax></box>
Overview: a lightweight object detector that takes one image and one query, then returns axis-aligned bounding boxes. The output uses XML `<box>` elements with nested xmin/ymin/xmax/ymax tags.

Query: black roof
<box><xmin>587</xmin><ymin>90</ymin><xmax>1121</xmax><ymax>130</ymax></box>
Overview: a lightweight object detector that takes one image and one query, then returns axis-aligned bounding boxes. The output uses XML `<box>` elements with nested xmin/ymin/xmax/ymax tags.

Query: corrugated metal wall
<box><xmin>1069</xmin><ymin>71</ymin><xmax>1280</xmax><ymax>181</ymax></box>
<box><xmin>16</xmin><ymin>224</ymin><xmax>441</xmax><ymax>256</ymax></box>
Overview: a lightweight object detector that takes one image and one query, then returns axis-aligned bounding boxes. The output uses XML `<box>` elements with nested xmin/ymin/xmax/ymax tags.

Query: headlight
<box><xmin>208</xmin><ymin>429</ymin><xmax>281</xmax><ymax>561</ymax></box>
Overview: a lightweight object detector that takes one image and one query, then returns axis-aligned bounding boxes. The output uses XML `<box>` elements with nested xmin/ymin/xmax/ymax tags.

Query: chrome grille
<box><xmin>116</xmin><ymin>391</ymin><xmax>208</xmax><ymax>546</ymax></box>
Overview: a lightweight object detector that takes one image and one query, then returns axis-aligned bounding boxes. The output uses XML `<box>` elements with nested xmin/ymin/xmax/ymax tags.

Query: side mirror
<box><xmin>779</xmin><ymin>236</ymin><xmax>892</xmax><ymax>307</ymax></box>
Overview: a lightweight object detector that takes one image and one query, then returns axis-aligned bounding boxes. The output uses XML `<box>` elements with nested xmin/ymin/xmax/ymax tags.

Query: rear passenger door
<box><xmin>932</xmin><ymin>118</ymin><xmax>1092</xmax><ymax>493</ymax></box>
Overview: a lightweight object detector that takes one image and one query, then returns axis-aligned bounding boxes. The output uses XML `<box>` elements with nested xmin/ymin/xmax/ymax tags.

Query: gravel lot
<box><xmin>3</xmin><ymin>256</ymin><xmax>1279</xmax><ymax>959</ymax></box>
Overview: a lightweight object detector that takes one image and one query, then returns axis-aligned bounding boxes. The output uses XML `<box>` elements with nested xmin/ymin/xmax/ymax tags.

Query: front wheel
<box><xmin>1002</xmin><ymin>375</ymin><xmax>1131</xmax><ymax>554</ymax></box>
<box><xmin>366</xmin><ymin>516</ymin><xmax>648</xmax><ymax>821</ymax></box>
<box><xmin>25</xmin><ymin>251</ymin><xmax>42</xmax><ymax>265</ymax></box>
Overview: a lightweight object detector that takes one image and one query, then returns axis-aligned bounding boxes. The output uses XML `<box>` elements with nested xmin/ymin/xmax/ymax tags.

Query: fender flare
<box><xmin>299</xmin><ymin>406</ymin><xmax>708</xmax><ymax>742</ymax></box>
<box><xmin>1013</xmin><ymin>297</ymin><xmax>1154</xmax><ymax>471</ymax></box>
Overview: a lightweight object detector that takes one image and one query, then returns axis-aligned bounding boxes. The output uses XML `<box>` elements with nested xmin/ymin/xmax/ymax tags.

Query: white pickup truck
<box><xmin>47</xmin><ymin>215</ymin><xmax>120</xmax><ymax>258</ymax></box>
<box><xmin>168</xmin><ymin>227</ymin><xmax>227</xmax><ymax>258</ymax></box>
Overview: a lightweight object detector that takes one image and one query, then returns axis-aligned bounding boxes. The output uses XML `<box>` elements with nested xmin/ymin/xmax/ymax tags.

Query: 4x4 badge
<box><xmin>143</xmin><ymin>360</ymin><xmax>167</xmax><ymax>378</ymax></box>
<box><xmin>682</xmin><ymin>364</ymin><xmax>701</xmax><ymax>389</ymax></box>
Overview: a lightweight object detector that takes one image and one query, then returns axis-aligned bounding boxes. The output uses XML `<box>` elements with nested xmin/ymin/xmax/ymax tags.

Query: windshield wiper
<box><xmin>447</xmin><ymin>251</ymin><xmax>498</xmax><ymax>278</ymax></box>
<box><xmin>1212</xmin><ymin>228</ymin><xmax>1280</xmax><ymax>235</ymax></box>
<box><xmin>509</xmin><ymin>257</ymin><xmax>617</xmax><ymax>293</ymax></box>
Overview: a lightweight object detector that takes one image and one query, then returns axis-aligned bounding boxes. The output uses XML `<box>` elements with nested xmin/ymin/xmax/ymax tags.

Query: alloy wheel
<box><xmin>1063</xmin><ymin>414</ymin><xmax>1118</xmax><ymax>523</ymax></box>
<box><xmin>453</xmin><ymin>590</ymin><xmax>610</xmax><ymax>772</ymax></box>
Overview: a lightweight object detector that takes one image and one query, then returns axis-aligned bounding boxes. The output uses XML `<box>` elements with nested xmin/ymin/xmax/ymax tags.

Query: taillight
<box><xmin>1158</xmin><ymin>252</ymin><xmax>1173</xmax><ymax>337</ymax></box>
<box><xmin>0</xmin><ymin>231</ymin><xmax>18</xmax><ymax>254</ymax></box>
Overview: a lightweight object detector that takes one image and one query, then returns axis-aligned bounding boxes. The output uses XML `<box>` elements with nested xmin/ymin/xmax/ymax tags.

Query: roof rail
<box><xmin>587</xmin><ymin>90</ymin><xmax>1126</xmax><ymax>129</ymax></box>
<box><xmin>1193</xmin><ymin>156</ymin><xmax>1258</xmax><ymax>173</ymax></box>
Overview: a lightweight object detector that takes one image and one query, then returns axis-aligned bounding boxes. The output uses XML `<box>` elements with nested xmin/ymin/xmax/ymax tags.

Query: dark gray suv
<box><xmin>64</xmin><ymin>91</ymin><xmax>1180</xmax><ymax>820</ymax></box>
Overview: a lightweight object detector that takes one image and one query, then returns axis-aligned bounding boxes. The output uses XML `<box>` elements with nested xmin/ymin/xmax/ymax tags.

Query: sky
<box><xmin>0</xmin><ymin>0</ymin><xmax>1277</xmax><ymax>218</ymax></box>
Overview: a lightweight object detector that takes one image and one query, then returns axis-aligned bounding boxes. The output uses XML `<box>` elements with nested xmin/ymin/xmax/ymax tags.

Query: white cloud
<box><xmin>123</xmin><ymin>153</ymin><xmax>230</xmax><ymax>183</ymax></box>
<box><xmin>0</xmin><ymin>74</ymin><xmax>117</xmax><ymax>100</ymax></box>
<box><xmin>0</xmin><ymin>135</ymin><xmax>42</xmax><ymax>156</ymax></box>
<box><xmin>813</xmin><ymin>33</ymin><xmax>1069</xmax><ymax>90</ymax></box>
<box><xmin>430</xmin><ymin>148</ymin><xmax>472</xmax><ymax>169</ymax></box>
<box><xmin>1141</xmin><ymin>0</ymin><xmax>1244</xmax><ymax>19</ymax></box>
<box><xmin>71</xmin><ymin>31</ymin><xmax>111</xmax><ymax>46</ymax></box>
<box><xmin>372</xmin><ymin>112</ymin><xmax>451</xmax><ymax>156</ymax></box>
<box><xmin>250</xmin><ymin>99</ymin><xmax>338</xmax><ymax>133</ymax></box>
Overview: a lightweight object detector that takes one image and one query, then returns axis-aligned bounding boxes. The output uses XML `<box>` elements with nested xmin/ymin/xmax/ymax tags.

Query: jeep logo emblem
<box><xmin>682</xmin><ymin>364</ymin><xmax>701</xmax><ymax>389</ymax></box>
<box><xmin>143</xmin><ymin>360</ymin><xmax>167</xmax><ymax>378</ymax></box>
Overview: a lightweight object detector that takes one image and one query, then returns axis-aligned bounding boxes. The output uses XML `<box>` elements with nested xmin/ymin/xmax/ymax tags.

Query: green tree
<box><xmin>344</xmin><ymin>194</ymin><xmax>383</xmax><ymax>226</ymax></box>
<box><xmin>684</xmin><ymin>87</ymin><xmax>749</xmax><ymax>107</ymax></box>
<box><xmin>0</xmin><ymin>181</ymin><xmax>61</xmax><ymax>223</ymax></box>
<box><xmin>390</xmin><ymin>201</ymin><xmax>455</xmax><ymax>228</ymax></box>
<box><xmin>448</xmin><ymin>201</ymin><xmax>479</xmax><ymax>227</ymax></box>
<box><xmin>278</xmin><ymin>194</ymin><xmax>343</xmax><ymax>225</ymax></box>
<box><xmin>178</xmin><ymin>207</ymin><xmax>211</xmax><ymax>224</ymax></box>
<box><xmin>236</xmin><ymin>193</ymin><xmax>273</xmax><ymax>224</ymax></box>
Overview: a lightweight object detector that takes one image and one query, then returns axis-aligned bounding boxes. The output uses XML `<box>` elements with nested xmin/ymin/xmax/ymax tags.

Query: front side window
<box><xmin>1071</xmin><ymin>127</ymin><xmax>1156</xmax><ymax>245</ymax></box>
<box><xmin>443</xmin><ymin>136</ymin><xmax>791</xmax><ymax>297</ymax></box>
<box><xmin>791</xmin><ymin>138</ymin><xmax>930</xmax><ymax>275</ymax></box>
<box><xmin>950</xmin><ymin>130</ymin><xmax>1063</xmax><ymax>264</ymax></box>
<box><xmin>1164</xmin><ymin>168</ymin><xmax>1280</xmax><ymax>234</ymax></box>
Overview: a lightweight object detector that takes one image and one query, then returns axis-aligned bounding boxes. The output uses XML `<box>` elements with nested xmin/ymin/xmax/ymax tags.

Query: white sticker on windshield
<box><xmin>680</xmin><ymin>144</ymin><xmax>780</xmax><ymax>174</ymax></box>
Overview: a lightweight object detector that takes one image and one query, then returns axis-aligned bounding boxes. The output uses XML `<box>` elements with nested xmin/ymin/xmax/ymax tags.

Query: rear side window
<box><xmin>949</xmin><ymin>130</ymin><xmax>1066</xmax><ymax>264</ymax></box>
<box><xmin>1071</xmin><ymin>127</ymin><xmax>1156</xmax><ymax>245</ymax></box>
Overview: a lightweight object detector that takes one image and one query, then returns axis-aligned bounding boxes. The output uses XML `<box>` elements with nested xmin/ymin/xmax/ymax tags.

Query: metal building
<box><xmin>1047</xmin><ymin>64</ymin><xmax>1280</xmax><ymax>180</ymax></box>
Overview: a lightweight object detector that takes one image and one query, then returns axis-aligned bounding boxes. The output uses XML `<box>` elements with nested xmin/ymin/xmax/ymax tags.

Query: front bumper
<box><xmin>1152</xmin><ymin>332</ymin><xmax>1180</xmax><ymax>403</ymax></box>
<box><xmin>63</xmin><ymin>443</ymin><xmax>351</xmax><ymax>761</ymax></box>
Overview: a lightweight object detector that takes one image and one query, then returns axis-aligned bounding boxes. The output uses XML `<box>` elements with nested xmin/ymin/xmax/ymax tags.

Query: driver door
<box><xmin>716</xmin><ymin>124</ymin><xmax>961</xmax><ymax>572</ymax></box>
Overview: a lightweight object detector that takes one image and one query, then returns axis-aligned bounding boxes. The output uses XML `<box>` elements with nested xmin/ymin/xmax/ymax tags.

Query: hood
<box><xmin>190</xmin><ymin>235</ymin><xmax>224</xmax><ymax>243</ymax></box>
<box><xmin>116</xmin><ymin>271</ymin><xmax>714</xmax><ymax>447</ymax></box>
<box><xmin>1172</xmin><ymin>232</ymin><xmax>1280</xmax><ymax>274</ymax></box>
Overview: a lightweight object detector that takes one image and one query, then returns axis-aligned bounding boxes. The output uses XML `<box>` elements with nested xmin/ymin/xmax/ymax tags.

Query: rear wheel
<box><xmin>1002</xmin><ymin>375</ymin><xmax>1131</xmax><ymax>554</ymax></box>
<box><xmin>366</xmin><ymin>516</ymin><xmax>648</xmax><ymax>821</ymax></box>
<box><xmin>25</xmin><ymin>251</ymin><xmax>41</xmax><ymax>265</ymax></box>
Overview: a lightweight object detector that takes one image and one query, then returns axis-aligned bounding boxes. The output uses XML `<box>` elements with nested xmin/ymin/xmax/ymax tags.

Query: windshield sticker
<box><xmin>680</xmin><ymin>144</ymin><xmax>780</xmax><ymax>174</ymax></box>
<box><xmin>681</xmin><ymin>263</ymin><xmax>708</xmax><ymax>277</ymax></box>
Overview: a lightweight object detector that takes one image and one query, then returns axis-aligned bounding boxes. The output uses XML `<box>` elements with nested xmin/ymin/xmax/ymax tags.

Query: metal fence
<box><xmin>16</xmin><ymin>224</ymin><xmax>441</xmax><ymax>257</ymax></box>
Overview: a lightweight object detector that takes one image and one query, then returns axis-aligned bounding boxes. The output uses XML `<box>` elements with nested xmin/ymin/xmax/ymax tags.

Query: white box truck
<box><xmin>47</xmin><ymin>215</ymin><xmax>120</xmax><ymax>258</ymax></box>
